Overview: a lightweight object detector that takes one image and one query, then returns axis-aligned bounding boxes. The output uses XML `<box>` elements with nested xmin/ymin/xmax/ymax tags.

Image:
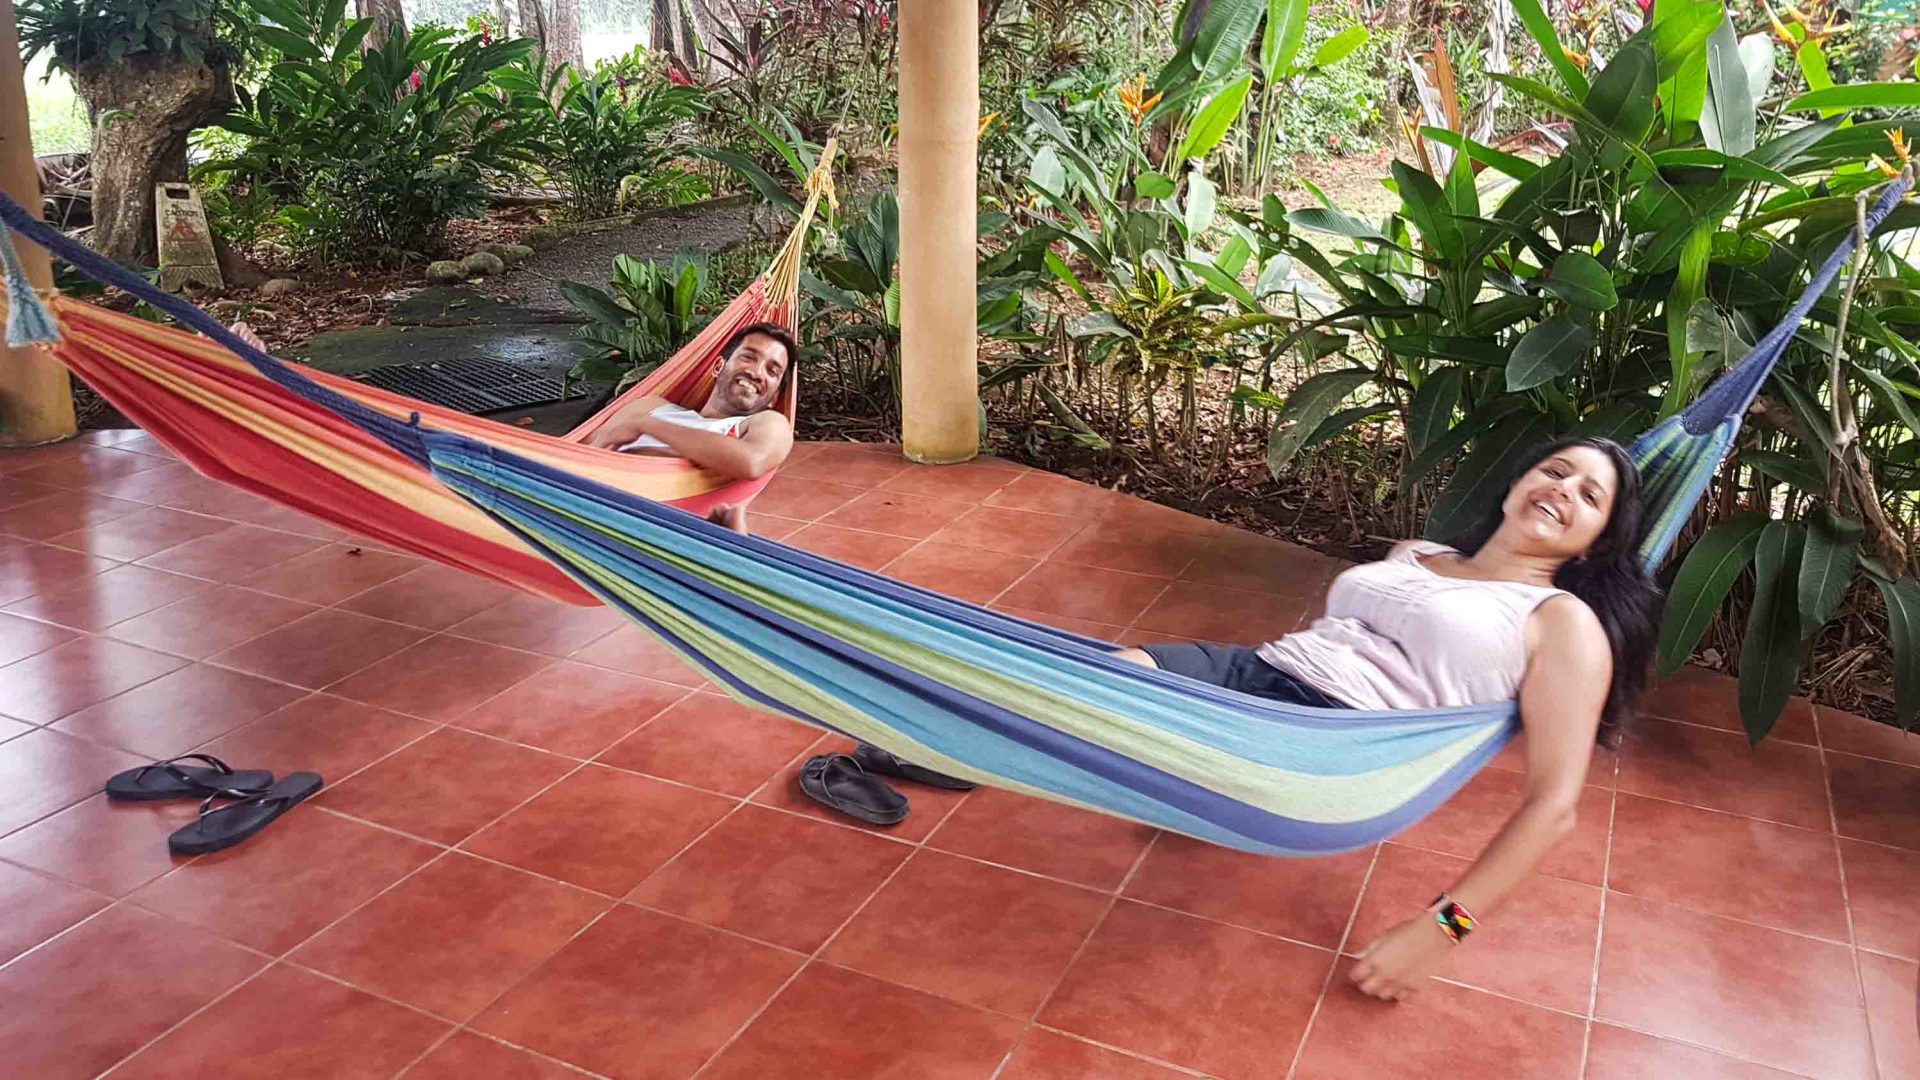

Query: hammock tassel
<box><xmin>0</xmin><ymin>219</ymin><xmax>60</xmax><ymax>349</ymax></box>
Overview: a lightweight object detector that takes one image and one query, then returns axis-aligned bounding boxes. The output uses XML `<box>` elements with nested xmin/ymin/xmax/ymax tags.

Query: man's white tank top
<box><xmin>619</xmin><ymin>403</ymin><xmax>753</xmax><ymax>453</ymax></box>
<box><xmin>1256</xmin><ymin>541</ymin><xmax>1569</xmax><ymax>711</ymax></box>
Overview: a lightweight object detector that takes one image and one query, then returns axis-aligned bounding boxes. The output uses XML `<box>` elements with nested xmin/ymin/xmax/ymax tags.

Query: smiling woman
<box><xmin>1114</xmin><ymin>436</ymin><xmax>1661</xmax><ymax>1001</ymax></box>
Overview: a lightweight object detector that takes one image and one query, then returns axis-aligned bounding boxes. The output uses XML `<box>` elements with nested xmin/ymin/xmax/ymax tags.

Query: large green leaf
<box><xmin>1740</xmin><ymin>522</ymin><xmax>1807</xmax><ymax>744</ymax></box>
<box><xmin>1177</xmin><ymin>74</ymin><xmax>1256</xmax><ymax>163</ymax></box>
<box><xmin>1312</xmin><ymin>25</ymin><xmax>1369</xmax><ymax>69</ymax></box>
<box><xmin>1858</xmin><ymin>366</ymin><xmax>1920</xmax><ymax>441</ymax></box>
<box><xmin>1648</xmin><ymin>0</ymin><xmax>1727</xmax><ymax>78</ymax></box>
<box><xmin>1184</xmin><ymin>168</ymin><xmax>1218</xmax><ymax>241</ymax></box>
<box><xmin>1260</xmin><ymin>0</ymin><xmax>1310</xmax><ymax>76</ymax></box>
<box><xmin>1799</xmin><ymin>510</ymin><xmax>1863</xmax><ymax>637</ymax></box>
<box><xmin>1190</xmin><ymin>0</ymin><xmax>1268</xmax><ymax>83</ymax></box>
<box><xmin>557</xmin><ymin>281</ymin><xmax>634</xmax><ymax>329</ymax></box>
<box><xmin>1657</xmin><ymin>511</ymin><xmax>1767</xmax><ymax>673</ymax></box>
<box><xmin>1701</xmin><ymin>17</ymin><xmax>1756</xmax><ymax>156</ymax></box>
<box><xmin>255</xmin><ymin>25</ymin><xmax>325</xmax><ymax>59</ymax></box>
<box><xmin>1391</xmin><ymin>160</ymin><xmax>1464</xmax><ymax>263</ymax></box>
<box><xmin>1030</xmin><ymin>147</ymin><xmax>1068</xmax><ymax>197</ymax></box>
<box><xmin>1506</xmin><ymin>314</ymin><xmax>1594</xmax><ymax>391</ymax></box>
<box><xmin>1744</xmin><ymin>449</ymin><xmax>1827</xmax><ymax>494</ymax></box>
<box><xmin>1135</xmin><ymin>171</ymin><xmax>1176</xmax><ymax>199</ymax></box>
<box><xmin>1399</xmin><ymin>395</ymin><xmax>1528</xmax><ymax>495</ymax></box>
<box><xmin>1419</xmin><ymin>128</ymin><xmax>1541</xmax><ymax>180</ymax></box>
<box><xmin>1787</xmin><ymin>82</ymin><xmax>1920</xmax><ymax>112</ymax></box>
<box><xmin>1510</xmin><ymin>0</ymin><xmax>1589</xmax><ymax>95</ymax></box>
<box><xmin>1541</xmin><ymin>251</ymin><xmax>1619</xmax><ymax>311</ymax></box>
<box><xmin>690</xmin><ymin>149</ymin><xmax>802</xmax><ymax>215</ymax></box>
<box><xmin>1382</xmin><ymin>334</ymin><xmax>1511</xmax><ymax>367</ymax></box>
<box><xmin>1585</xmin><ymin>38</ymin><xmax>1659</xmax><ymax>148</ymax></box>
<box><xmin>1266</xmin><ymin>368</ymin><xmax>1375</xmax><ymax>474</ymax></box>
<box><xmin>1875</xmin><ymin>574</ymin><xmax>1920</xmax><ymax>728</ymax></box>
<box><xmin>1286</xmin><ymin>206</ymin><xmax>1387</xmax><ymax>241</ymax></box>
<box><xmin>1424</xmin><ymin>413</ymin><xmax>1559</xmax><ymax>539</ymax></box>
<box><xmin>1408</xmin><ymin>368</ymin><xmax>1465</xmax><ymax>453</ymax></box>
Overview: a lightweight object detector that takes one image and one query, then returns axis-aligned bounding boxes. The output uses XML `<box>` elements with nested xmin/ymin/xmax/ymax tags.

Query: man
<box><xmin>584</xmin><ymin>322</ymin><xmax>797</xmax><ymax>534</ymax></box>
<box><xmin>590</xmin><ymin>322</ymin><xmax>967</xmax><ymax>821</ymax></box>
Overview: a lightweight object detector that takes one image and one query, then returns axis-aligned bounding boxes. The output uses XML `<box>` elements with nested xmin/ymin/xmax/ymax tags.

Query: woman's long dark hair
<box><xmin>1447</xmin><ymin>437</ymin><xmax>1662</xmax><ymax>749</ymax></box>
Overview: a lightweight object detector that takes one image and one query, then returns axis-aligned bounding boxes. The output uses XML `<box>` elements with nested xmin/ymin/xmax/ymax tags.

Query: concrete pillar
<box><xmin>897</xmin><ymin>0</ymin><xmax>978</xmax><ymax>464</ymax></box>
<box><xmin>0</xmin><ymin>0</ymin><xmax>77</xmax><ymax>446</ymax></box>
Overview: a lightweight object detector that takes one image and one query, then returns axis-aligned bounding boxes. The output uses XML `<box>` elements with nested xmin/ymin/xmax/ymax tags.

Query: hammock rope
<box><xmin>0</xmin><ymin>165</ymin><xmax>1910</xmax><ymax>856</ymax></box>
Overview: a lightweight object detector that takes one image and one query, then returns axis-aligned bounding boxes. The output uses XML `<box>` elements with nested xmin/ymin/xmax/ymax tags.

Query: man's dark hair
<box><xmin>722</xmin><ymin>322</ymin><xmax>798</xmax><ymax>375</ymax></box>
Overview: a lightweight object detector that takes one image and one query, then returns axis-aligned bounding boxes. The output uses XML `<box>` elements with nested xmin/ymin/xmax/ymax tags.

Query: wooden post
<box><xmin>0</xmin><ymin>0</ymin><xmax>77</xmax><ymax>446</ymax></box>
<box><xmin>897</xmin><ymin>0</ymin><xmax>979</xmax><ymax>464</ymax></box>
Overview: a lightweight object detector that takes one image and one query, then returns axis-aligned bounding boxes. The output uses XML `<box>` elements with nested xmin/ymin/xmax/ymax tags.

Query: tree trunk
<box><xmin>550</xmin><ymin>0</ymin><xmax>584</xmax><ymax>70</ymax></box>
<box><xmin>1379</xmin><ymin>0</ymin><xmax>1413</xmax><ymax>149</ymax></box>
<box><xmin>516</xmin><ymin>0</ymin><xmax>550</xmax><ymax>51</ymax></box>
<box><xmin>74</xmin><ymin>52</ymin><xmax>234</xmax><ymax>267</ymax></box>
<box><xmin>650</xmin><ymin>0</ymin><xmax>698</xmax><ymax>71</ymax></box>
<box><xmin>493</xmin><ymin>0</ymin><xmax>512</xmax><ymax>37</ymax></box>
<box><xmin>357</xmin><ymin>0</ymin><xmax>407</xmax><ymax>52</ymax></box>
<box><xmin>684</xmin><ymin>0</ymin><xmax>727</xmax><ymax>74</ymax></box>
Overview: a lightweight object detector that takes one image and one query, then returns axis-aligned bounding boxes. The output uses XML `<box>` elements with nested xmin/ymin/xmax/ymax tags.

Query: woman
<box><xmin>1116</xmin><ymin>437</ymin><xmax>1660</xmax><ymax>1002</ymax></box>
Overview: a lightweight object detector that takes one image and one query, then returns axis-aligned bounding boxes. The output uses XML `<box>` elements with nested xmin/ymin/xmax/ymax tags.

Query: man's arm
<box><xmin>582</xmin><ymin>395</ymin><xmax>673</xmax><ymax>450</ymax></box>
<box><xmin>626</xmin><ymin>411</ymin><xmax>795</xmax><ymax>481</ymax></box>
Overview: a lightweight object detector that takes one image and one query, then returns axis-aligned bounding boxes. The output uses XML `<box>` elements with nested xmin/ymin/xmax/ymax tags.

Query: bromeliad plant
<box><xmin>1260</xmin><ymin>0</ymin><xmax>1920</xmax><ymax>738</ymax></box>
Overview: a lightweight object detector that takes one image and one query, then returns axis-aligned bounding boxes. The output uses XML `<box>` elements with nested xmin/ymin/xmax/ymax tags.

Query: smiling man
<box><xmin>584</xmin><ymin>323</ymin><xmax>798</xmax><ymax>533</ymax></box>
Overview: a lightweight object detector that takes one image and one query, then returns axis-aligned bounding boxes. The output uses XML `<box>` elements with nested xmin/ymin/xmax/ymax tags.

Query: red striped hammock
<box><xmin>29</xmin><ymin>152</ymin><xmax>833</xmax><ymax>606</ymax></box>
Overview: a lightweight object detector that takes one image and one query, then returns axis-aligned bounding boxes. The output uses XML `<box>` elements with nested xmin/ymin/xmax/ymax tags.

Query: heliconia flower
<box><xmin>667</xmin><ymin>67</ymin><xmax>694</xmax><ymax>87</ymax></box>
<box><xmin>409</xmin><ymin>70</ymin><xmax>422</xmax><ymax>89</ymax></box>
<box><xmin>1117</xmin><ymin>75</ymin><xmax>1161</xmax><ymax>126</ymax></box>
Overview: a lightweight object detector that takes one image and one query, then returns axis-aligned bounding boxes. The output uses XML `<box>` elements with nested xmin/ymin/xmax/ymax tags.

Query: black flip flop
<box><xmin>852</xmin><ymin>744</ymin><xmax>976</xmax><ymax>791</ymax></box>
<box><xmin>799</xmin><ymin>755</ymin><xmax>909</xmax><ymax>826</ymax></box>
<box><xmin>105</xmin><ymin>754</ymin><xmax>275</xmax><ymax>802</ymax></box>
<box><xmin>168</xmin><ymin>772</ymin><xmax>323</xmax><ymax>856</ymax></box>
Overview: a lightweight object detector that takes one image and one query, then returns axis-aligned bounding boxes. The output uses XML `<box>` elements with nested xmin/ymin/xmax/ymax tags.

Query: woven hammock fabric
<box><xmin>0</xmin><ymin>148</ymin><xmax>832</xmax><ymax>604</ymax></box>
<box><xmin>0</xmin><ymin>167</ymin><xmax>1910</xmax><ymax>855</ymax></box>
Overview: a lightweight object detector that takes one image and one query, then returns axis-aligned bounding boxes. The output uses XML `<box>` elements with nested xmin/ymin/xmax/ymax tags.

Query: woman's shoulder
<box><xmin>1386</xmin><ymin>539</ymin><xmax>1453</xmax><ymax>561</ymax></box>
<box><xmin>1529</xmin><ymin>593</ymin><xmax>1607</xmax><ymax>648</ymax></box>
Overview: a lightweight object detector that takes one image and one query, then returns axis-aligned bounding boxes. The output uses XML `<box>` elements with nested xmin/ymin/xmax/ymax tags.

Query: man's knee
<box><xmin>1115</xmin><ymin>647</ymin><xmax>1158</xmax><ymax>668</ymax></box>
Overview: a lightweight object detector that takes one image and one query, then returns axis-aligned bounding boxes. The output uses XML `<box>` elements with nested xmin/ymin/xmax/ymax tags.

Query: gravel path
<box><xmin>500</xmin><ymin>199</ymin><xmax>758</xmax><ymax>314</ymax></box>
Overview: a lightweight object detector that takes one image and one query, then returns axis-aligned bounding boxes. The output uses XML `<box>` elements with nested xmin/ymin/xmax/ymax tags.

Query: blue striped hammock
<box><xmin>0</xmin><ymin>172</ymin><xmax>1910</xmax><ymax>856</ymax></box>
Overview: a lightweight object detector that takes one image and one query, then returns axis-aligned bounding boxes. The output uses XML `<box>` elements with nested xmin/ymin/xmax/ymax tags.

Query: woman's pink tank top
<box><xmin>1255</xmin><ymin>541</ymin><xmax>1568</xmax><ymax>711</ymax></box>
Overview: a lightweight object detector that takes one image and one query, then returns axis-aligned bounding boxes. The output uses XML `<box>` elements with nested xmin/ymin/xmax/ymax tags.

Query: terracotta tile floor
<box><xmin>0</xmin><ymin>432</ymin><xmax>1915</xmax><ymax>1080</ymax></box>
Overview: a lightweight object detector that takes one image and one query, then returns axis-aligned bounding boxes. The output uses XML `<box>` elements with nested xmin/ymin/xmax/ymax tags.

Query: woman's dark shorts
<box><xmin>1140</xmin><ymin>642</ymin><xmax>1350</xmax><ymax>708</ymax></box>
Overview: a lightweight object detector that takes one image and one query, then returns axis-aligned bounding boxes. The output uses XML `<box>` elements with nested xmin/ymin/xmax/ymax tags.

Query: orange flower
<box><xmin>1117</xmin><ymin>75</ymin><xmax>1162</xmax><ymax>126</ymax></box>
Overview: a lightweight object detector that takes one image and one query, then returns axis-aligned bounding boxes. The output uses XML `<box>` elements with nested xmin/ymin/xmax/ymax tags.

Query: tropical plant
<box><xmin>495</xmin><ymin>52</ymin><xmax>708</xmax><ymax>220</ymax></box>
<box><xmin>800</xmin><ymin>190</ymin><xmax>1047</xmax><ymax>418</ymax></box>
<box><xmin>208</xmin><ymin>0</ymin><xmax>536</xmax><ymax>263</ymax></box>
<box><xmin>560</xmin><ymin>248</ymin><xmax>716</xmax><ymax>390</ymax></box>
<box><xmin>1258</xmin><ymin>0</ymin><xmax>1920</xmax><ymax>738</ymax></box>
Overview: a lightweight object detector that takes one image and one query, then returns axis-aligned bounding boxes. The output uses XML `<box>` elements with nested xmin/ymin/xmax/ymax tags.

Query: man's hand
<box><xmin>1349</xmin><ymin>914</ymin><xmax>1452</xmax><ymax>1001</ymax></box>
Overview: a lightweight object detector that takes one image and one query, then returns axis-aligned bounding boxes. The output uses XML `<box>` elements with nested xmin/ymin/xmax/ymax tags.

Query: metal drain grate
<box><xmin>349</xmin><ymin>356</ymin><xmax>587</xmax><ymax>414</ymax></box>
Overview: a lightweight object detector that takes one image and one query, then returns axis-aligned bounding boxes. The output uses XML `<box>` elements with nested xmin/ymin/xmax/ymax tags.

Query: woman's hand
<box><xmin>1349</xmin><ymin>914</ymin><xmax>1452</xmax><ymax>1001</ymax></box>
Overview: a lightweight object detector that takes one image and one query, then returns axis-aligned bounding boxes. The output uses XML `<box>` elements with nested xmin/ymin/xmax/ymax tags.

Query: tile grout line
<box><xmin>92</xmin><ymin>735</ymin><xmax>643</xmax><ymax>1079</ymax></box>
<box><xmin>1821</xmin><ymin>736</ymin><xmax>1885</xmax><ymax>1080</ymax></box>
<box><xmin>1283</xmin><ymin>841</ymin><xmax>1384</xmax><ymax>1080</ymax></box>
<box><xmin>1576</xmin><ymin>782</ymin><xmax>1621</xmax><ymax>1080</ymax></box>
<box><xmin>986</xmin><ymin>829</ymin><xmax>1166</xmax><ymax>1080</ymax></box>
<box><xmin>684</xmin><ymin>816</ymin><xmax>950</xmax><ymax>1079</ymax></box>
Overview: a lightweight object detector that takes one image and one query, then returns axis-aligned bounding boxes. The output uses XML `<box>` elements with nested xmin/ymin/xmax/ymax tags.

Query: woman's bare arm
<box><xmin>1349</xmin><ymin>596</ymin><xmax>1608</xmax><ymax>1000</ymax></box>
